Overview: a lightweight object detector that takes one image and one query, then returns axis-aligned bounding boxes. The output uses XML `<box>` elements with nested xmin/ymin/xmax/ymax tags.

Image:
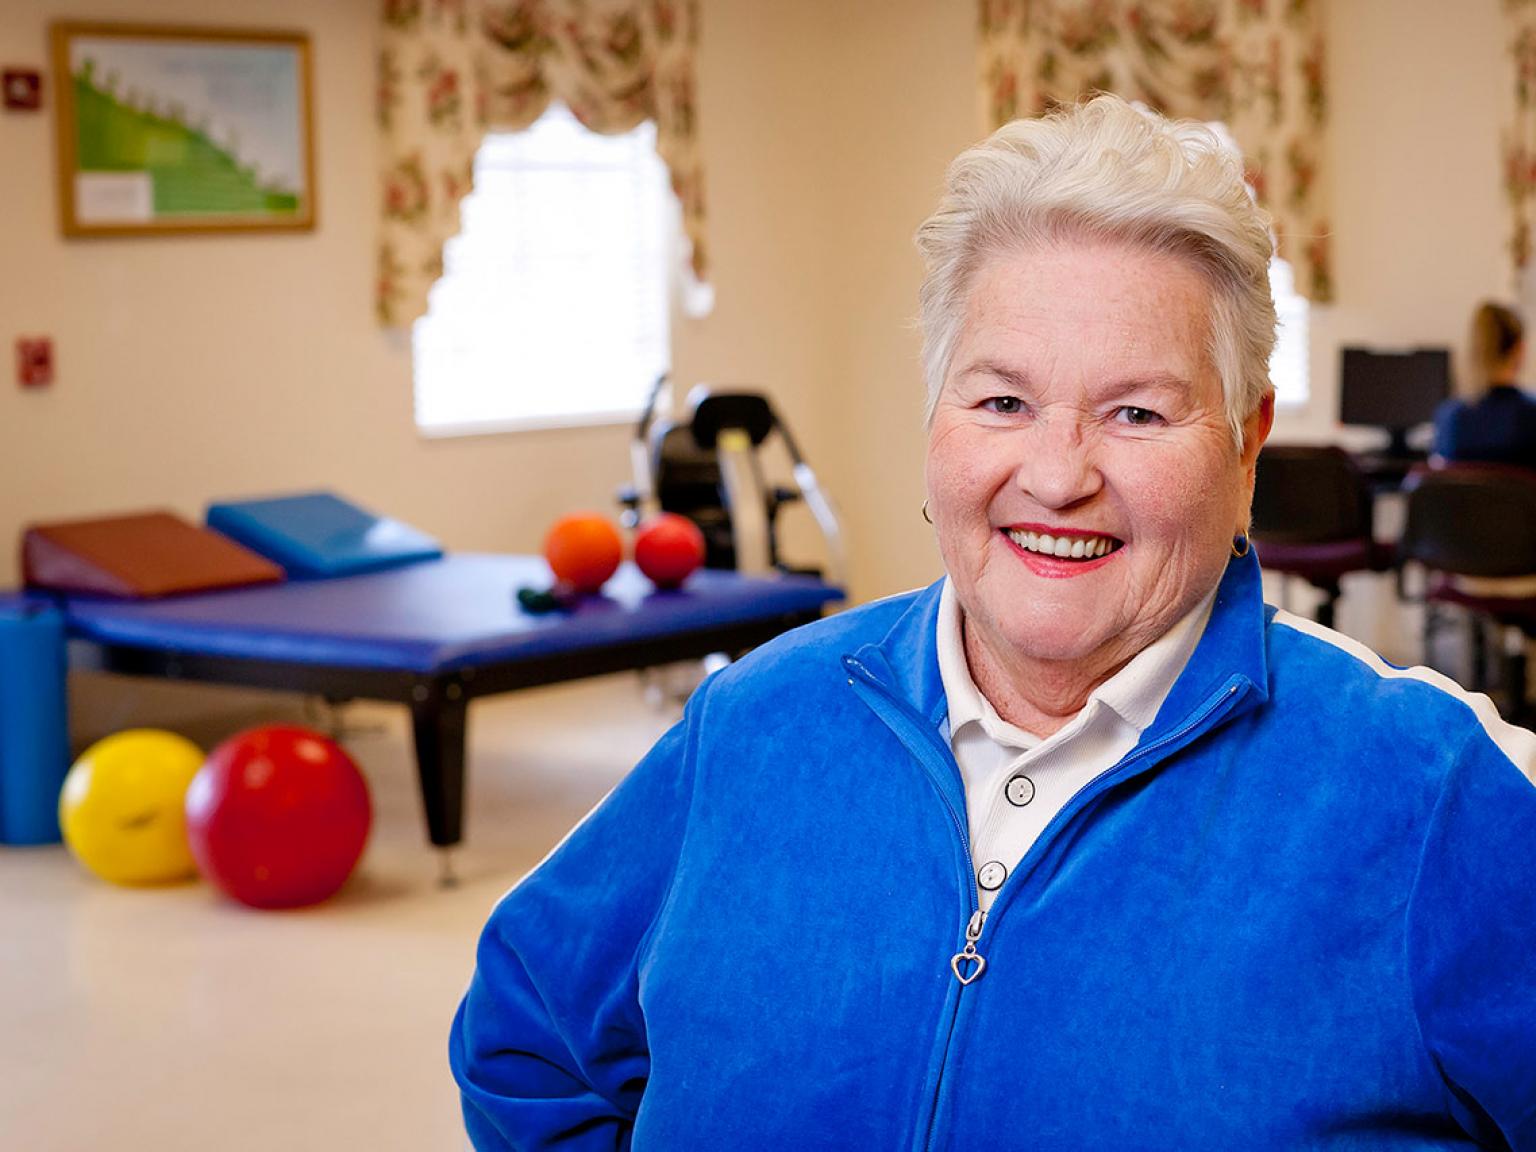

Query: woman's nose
<box><xmin>1013</xmin><ymin>414</ymin><xmax>1103</xmax><ymax>508</ymax></box>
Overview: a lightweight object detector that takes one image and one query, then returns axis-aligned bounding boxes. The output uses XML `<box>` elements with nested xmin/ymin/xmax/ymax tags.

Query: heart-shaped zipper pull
<box><xmin>949</xmin><ymin>908</ymin><xmax>987</xmax><ymax>986</ymax></box>
<box><xmin>950</xmin><ymin>949</ymin><xmax>986</xmax><ymax>986</ymax></box>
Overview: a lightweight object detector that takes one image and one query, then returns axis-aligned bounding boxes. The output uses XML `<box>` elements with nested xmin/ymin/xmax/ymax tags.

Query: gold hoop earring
<box><xmin>921</xmin><ymin>500</ymin><xmax>933</xmax><ymax>525</ymax></box>
<box><xmin>1231</xmin><ymin>533</ymin><xmax>1251</xmax><ymax>558</ymax></box>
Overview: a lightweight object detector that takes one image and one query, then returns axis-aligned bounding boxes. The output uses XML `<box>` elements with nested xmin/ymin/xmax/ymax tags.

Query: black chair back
<box><xmin>1251</xmin><ymin>445</ymin><xmax>1372</xmax><ymax>545</ymax></box>
<box><xmin>690</xmin><ymin>392</ymin><xmax>777</xmax><ymax>449</ymax></box>
<box><xmin>647</xmin><ymin>390</ymin><xmax>796</xmax><ymax>571</ymax></box>
<box><xmin>1400</xmin><ymin>464</ymin><xmax>1536</xmax><ymax>578</ymax></box>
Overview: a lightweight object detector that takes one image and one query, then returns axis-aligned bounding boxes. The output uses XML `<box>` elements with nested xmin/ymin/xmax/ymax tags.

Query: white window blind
<box><xmin>1269</xmin><ymin>255</ymin><xmax>1309</xmax><ymax>408</ymax></box>
<box><xmin>1201</xmin><ymin>118</ymin><xmax>1311</xmax><ymax>409</ymax></box>
<box><xmin>412</xmin><ymin>102</ymin><xmax>673</xmax><ymax>436</ymax></box>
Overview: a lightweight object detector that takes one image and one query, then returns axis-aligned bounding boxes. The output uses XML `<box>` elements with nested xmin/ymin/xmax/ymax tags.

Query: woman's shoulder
<box><xmin>732</xmin><ymin>583</ymin><xmax>934</xmax><ymax>663</ymax></box>
<box><xmin>681</xmin><ymin>595</ymin><xmax>940</xmax><ymax>731</ymax></box>
<box><xmin>1262</xmin><ymin>608</ymin><xmax>1536</xmax><ymax>781</ymax></box>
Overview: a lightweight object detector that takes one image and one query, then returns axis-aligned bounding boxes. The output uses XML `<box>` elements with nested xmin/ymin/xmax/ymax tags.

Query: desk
<box><xmin>1352</xmin><ymin>450</ymin><xmax>1428</xmax><ymax>492</ymax></box>
<box><xmin>8</xmin><ymin>555</ymin><xmax>842</xmax><ymax>851</ymax></box>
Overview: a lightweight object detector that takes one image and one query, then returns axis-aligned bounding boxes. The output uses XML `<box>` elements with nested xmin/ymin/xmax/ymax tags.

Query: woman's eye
<box><xmin>1115</xmin><ymin>406</ymin><xmax>1163</xmax><ymax>426</ymax></box>
<box><xmin>982</xmin><ymin>396</ymin><xmax>1024</xmax><ymax>415</ymax></box>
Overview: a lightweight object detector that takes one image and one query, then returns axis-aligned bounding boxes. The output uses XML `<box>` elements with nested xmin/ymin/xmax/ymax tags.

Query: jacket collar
<box><xmin>849</xmin><ymin>550</ymin><xmax>1270</xmax><ymax>744</ymax></box>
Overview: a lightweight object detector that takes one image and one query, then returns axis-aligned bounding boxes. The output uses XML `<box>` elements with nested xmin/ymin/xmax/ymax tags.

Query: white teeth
<box><xmin>1007</xmin><ymin>528</ymin><xmax>1117</xmax><ymax>560</ymax></box>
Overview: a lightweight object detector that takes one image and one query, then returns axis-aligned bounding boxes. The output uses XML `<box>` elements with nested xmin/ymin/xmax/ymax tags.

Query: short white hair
<box><xmin>915</xmin><ymin>94</ymin><xmax>1277</xmax><ymax>447</ymax></box>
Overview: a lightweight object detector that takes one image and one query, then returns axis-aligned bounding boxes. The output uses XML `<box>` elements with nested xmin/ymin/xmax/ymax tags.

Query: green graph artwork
<box><xmin>53</xmin><ymin>25</ymin><xmax>314</xmax><ymax>235</ymax></box>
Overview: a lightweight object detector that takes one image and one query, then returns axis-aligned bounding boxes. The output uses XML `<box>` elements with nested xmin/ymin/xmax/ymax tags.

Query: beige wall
<box><xmin>0</xmin><ymin>0</ymin><xmax>849</xmax><ymax>585</ymax></box>
<box><xmin>0</xmin><ymin>0</ymin><xmax>1517</xmax><ymax>612</ymax></box>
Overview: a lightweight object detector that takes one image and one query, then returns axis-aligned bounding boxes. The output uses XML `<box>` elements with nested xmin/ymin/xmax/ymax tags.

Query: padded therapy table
<box><xmin>12</xmin><ymin>554</ymin><xmax>842</xmax><ymax>852</ymax></box>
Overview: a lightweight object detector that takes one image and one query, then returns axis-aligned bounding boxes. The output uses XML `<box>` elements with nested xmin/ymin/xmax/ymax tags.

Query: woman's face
<box><xmin>925</xmin><ymin>238</ymin><xmax>1272</xmax><ymax>688</ymax></box>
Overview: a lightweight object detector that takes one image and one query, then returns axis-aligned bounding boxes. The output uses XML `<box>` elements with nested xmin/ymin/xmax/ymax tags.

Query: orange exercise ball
<box><xmin>543</xmin><ymin>512</ymin><xmax>623</xmax><ymax>593</ymax></box>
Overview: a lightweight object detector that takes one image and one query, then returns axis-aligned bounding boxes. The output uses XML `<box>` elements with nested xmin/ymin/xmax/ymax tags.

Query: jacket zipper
<box><xmin>950</xmin><ymin>908</ymin><xmax>987</xmax><ymax>985</ymax></box>
<box><xmin>844</xmin><ymin>656</ymin><xmax>981</xmax><ymax>917</ymax></box>
<box><xmin>845</xmin><ymin>655</ymin><xmax>1248</xmax><ymax>1152</ymax></box>
<box><xmin>844</xmin><ymin>657</ymin><xmax>984</xmax><ymax>1152</ymax></box>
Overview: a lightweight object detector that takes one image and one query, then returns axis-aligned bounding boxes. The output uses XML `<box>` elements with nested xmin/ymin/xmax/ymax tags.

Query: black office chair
<box><xmin>1249</xmin><ymin>445</ymin><xmax>1392</xmax><ymax>628</ymax></box>
<box><xmin>1399</xmin><ymin>463</ymin><xmax>1536</xmax><ymax>721</ymax></box>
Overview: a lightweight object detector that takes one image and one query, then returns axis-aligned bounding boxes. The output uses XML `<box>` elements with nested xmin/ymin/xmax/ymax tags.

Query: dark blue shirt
<box><xmin>1433</xmin><ymin>384</ymin><xmax>1536</xmax><ymax>466</ymax></box>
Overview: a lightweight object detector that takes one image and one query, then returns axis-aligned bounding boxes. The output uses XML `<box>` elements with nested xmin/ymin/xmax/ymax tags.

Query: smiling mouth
<box><xmin>1005</xmin><ymin>528</ymin><xmax>1123</xmax><ymax>560</ymax></box>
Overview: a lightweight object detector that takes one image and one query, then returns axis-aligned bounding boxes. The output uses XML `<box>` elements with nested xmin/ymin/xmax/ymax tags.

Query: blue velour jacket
<box><xmin>451</xmin><ymin>552</ymin><xmax>1536</xmax><ymax>1150</ymax></box>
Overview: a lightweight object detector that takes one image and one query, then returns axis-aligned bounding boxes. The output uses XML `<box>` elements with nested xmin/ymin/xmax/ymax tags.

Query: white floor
<box><xmin>0</xmin><ymin>671</ymin><xmax>677</xmax><ymax>1151</ymax></box>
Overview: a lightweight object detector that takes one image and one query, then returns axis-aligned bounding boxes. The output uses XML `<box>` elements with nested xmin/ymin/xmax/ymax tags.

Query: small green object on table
<box><xmin>516</xmin><ymin>583</ymin><xmax>578</xmax><ymax>615</ymax></box>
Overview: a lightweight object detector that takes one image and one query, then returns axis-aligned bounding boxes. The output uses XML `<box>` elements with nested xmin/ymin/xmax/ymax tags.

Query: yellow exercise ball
<box><xmin>59</xmin><ymin>729</ymin><xmax>204</xmax><ymax>886</ymax></box>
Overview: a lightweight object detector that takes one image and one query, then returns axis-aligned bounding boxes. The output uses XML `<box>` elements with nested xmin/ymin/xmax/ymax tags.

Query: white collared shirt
<box><xmin>936</xmin><ymin>578</ymin><xmax>1217</xmax><ymax>910</ymax></box>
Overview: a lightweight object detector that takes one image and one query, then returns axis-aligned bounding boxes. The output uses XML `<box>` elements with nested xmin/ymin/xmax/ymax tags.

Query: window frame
<box><xmin>410</xmin><ymin>102</ymin><xmax>681</xmax><ymax>440</ymax></box>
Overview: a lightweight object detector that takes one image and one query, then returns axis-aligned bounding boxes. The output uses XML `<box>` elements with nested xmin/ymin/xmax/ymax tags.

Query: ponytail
<box><xmin>1470</xmin><ymin>301</ymin><xmax>1524</xmax><ymax>390</ymax></box>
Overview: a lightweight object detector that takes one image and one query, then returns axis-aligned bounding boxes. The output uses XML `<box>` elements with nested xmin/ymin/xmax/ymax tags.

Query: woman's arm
<box><xmin>1430</xmin><ymin>398</ymin><xmax>1461</xmax><ymax>461</ymax></box>
<box><xmin>449</xmin><ymin>708</ymin><xmax>699</xmax><ymax>1151</ymax></box>
<box><xmin>1407</xmin><ymin>731</ymin><xmax>1536</xmax><ymax>1148</ymax></box>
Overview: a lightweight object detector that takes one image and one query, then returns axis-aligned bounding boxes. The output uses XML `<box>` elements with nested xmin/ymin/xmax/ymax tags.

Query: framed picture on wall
<box><xmin>51</xmin><ymin>23</ymin><xmax>316</xmax><ymax>236</ymax></box>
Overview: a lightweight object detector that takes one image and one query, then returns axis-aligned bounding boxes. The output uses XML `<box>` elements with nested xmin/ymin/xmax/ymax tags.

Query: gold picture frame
<box><xmin>51</xmin><ymin>22</ymin><xmax>316</xmax><ymax>236</ymax></box>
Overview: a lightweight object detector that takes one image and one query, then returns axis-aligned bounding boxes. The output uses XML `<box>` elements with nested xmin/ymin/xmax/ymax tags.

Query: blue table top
<box><xmin>3</xmin><ymin>554</ymin><xmax>844</xmax><ymax>674</ymax></box>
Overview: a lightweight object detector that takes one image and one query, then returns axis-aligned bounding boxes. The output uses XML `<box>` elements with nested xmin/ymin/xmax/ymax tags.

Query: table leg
<box><xmin>410</xmin><ymin>682</ymin><xmax>467</xmax><ymax>850</ymax></box>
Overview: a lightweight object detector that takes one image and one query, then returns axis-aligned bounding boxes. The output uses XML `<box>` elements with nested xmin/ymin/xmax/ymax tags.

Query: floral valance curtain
<box><xmin>977</xmin><ymin>0</ymin><xmax>1333</xmax><ymax>302</ymax></box>
<box><xmin>377</xmin><ymin>0</ymin><xmax>704</xmax><ymax>328</ymax></box>
<box><xmin>1505</xmin><ymin>0</ymin><xmax>1536</xmax><ymax>272</ymax></box>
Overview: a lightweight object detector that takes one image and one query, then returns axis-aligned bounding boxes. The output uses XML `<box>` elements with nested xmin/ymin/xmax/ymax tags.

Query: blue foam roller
<box><xmin>207</xmin><ymin>491</ymin><xmax>443</xmax><ymax>579</ymax></box>
<box><xmin>0</xmin><ymin>604</ymin><xmax>70</xmax><ymax>845</ymax></box>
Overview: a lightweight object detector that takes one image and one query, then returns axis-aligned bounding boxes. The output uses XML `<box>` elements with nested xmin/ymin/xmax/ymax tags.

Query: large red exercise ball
<box><xmin>543</xmin><ymin>512</ymin><xmax>624</xmax><ymax>593</ymax></box>
<box><xmin>59</xmin><ymin>729</ymin><xmax>204</xmax><ymax>886</ymax></box>
<box><xmin>634</xmin><ymin>513</ymin><xmax>706</xmax><ymax>589</ymax></box>
<box><xmin>185</xmin><ymin>725</ymin><xmax>371</xmax><ymax>910</ymax></box>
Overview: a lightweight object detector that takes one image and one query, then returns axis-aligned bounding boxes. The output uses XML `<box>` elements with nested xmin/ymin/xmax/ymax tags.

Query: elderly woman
<box><xmin>451</xmin><ymin>96</ymin><xmax>1536</xmax><ymax>1149</ymax></box>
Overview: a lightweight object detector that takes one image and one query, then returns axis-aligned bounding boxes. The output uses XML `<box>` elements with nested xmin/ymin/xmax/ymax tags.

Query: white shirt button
<box><xmin>977</xmin><ymin>860</ymin><xmax>1008</xmax><ymax>891</ymax></box>
<box><xmin>1005</xmin><ymin>774</ymin><xmax>1035</xmax><ymax>807</ymax></box>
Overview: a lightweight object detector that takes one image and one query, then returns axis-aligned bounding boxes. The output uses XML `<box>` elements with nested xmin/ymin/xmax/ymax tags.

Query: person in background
<box><xmin>1429</xmin><ymin>301</ymin><xmax>1536</xmax><ymax>608</ymax></box>
<box><xmin>1433</xmin><ymin>301</ymin><xmax>1536</xmax><ymax>466</ymax></box>
<box><xmin>450</xmin><ymin>95</ymin><xmax>1536</xmax><ymax>1150</ymax></box>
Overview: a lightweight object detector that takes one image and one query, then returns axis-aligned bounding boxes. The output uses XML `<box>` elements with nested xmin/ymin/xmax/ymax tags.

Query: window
<box><xmin>412</xmin><ymin>102</ymin><xmax>676</xmax><ymax>436</ymax></box>
<box><xmin>1269</xmin><ymin>255</ymin><xmax>1309</xmax><ymax>408</ymax></box>
<box><xmin>1201</xmin><ymin>119</ymin><xmax>1310</xmax><ymax>409</ymax></box>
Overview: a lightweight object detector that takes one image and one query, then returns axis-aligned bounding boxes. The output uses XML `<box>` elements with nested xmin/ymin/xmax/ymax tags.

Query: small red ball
<box><xmin>185</xmin><ymin>725</ymin><xmax>371</xmax><ymax>910</ymax></box>
<box><xmin>543</xmin><ymin>513</ymin><xmax>624</xmax><ymax>593</ymax></box>
<box><xmin>634</xmin><ymin>513</ymin><xmax>706</xmax><ymax>589</ymax></box>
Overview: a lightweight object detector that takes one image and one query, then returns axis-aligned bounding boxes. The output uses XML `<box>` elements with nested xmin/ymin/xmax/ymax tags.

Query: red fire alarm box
<box><xmin>2</xmin><ymin>70</ymin><xmax>42</xmax><ymax>111</ymax></box>
<box><xmin>17</xmin><ymin>337</ymin><xmax>53</xmax><ymax>388</ymax></box>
